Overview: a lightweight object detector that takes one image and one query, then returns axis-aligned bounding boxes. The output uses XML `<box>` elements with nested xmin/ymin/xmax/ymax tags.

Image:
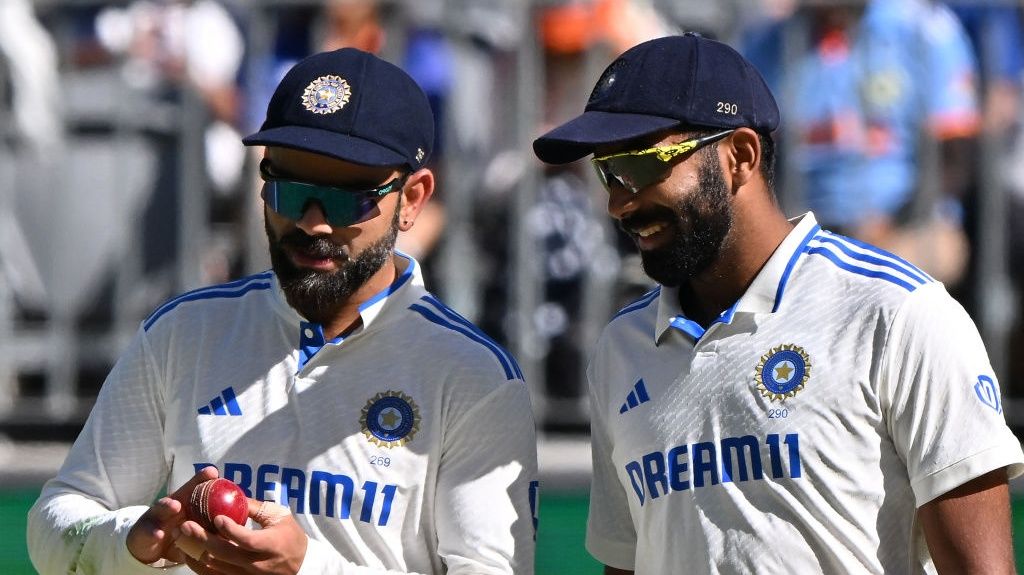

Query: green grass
<box><xmin>4</xmin><ymin>488</ymin><xmax>1024</xmax><ymax>574</ymax></box>
<box><xmin>0</xmin><ymin>490</ymin><xmax>37</xmax><ymax>575</ymax></box>
<box><xmin>536</xmin><ymin>491</ymin><xmax>602</xmax><ymax>573</ymax></box>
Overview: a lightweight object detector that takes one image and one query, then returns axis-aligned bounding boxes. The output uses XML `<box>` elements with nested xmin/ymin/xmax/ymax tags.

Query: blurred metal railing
<box><xmin>0</xmin><ymin>0</ymin><xmax>1022</xmax><ymax>437</ymax></box>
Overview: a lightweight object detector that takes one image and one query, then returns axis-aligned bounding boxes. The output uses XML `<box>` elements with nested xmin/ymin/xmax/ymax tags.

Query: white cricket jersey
<box><xmin>586</xmin><ymin>213</ymin><xmax>1024</xmax><ymax>574</ymax></box>
<box><xmin>27</xmin><ymin>254</ymin><xmax>538</xmax><ymax>575</ymax></box>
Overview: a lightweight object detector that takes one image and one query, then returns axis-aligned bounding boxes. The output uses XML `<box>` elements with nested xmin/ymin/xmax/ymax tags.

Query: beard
<box><xmin>265</xmin><ymin>208</ymin><xmax>399</xmax><ymax>323</ymax></box>
<box><xmin>621</xmin><ymin>151</ymin><xmax>733</xmax><ymax>287</ymax></box>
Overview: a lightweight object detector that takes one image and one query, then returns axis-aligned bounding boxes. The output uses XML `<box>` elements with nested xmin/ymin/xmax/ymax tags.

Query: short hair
<box><xmin>757</xmin><ymin>131</ymin><xmax>776</xmax><ymax>192</ymax></box>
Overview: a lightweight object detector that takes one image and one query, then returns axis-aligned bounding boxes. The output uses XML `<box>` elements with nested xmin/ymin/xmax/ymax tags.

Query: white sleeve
<box><xmin>881</xmin><ymin>284</ymin><xmax>1024</xmax><ymax>506</ymax></box>
<box><xmin>26</xmin><ymin>326</ymin><xmax>176</xmax><ymax>574</ymax></box>
<box><xmin>584</xmin><ymin>358</ymin><xmax>637</xmax><ymax>570</ymax></box>
<box><xmin>434</xmin><ymin>382</ymin><xmax>537</xmax><ymax>575</ymax></box>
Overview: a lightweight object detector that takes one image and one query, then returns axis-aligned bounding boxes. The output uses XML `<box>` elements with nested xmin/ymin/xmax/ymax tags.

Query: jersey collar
<box><xmin>654</xmin><ymin>212</ymin><xmax>820</xmax><ymax>343</ymax></box>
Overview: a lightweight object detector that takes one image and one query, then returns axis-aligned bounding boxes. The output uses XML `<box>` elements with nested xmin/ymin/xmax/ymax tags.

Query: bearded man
<box><xmin>29</xmin><ymin>48</ymin><xmax>537</xmax><ymax>575</ymax></box>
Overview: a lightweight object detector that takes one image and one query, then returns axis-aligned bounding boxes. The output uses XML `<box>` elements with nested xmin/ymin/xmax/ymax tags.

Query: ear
<box><xmin>398</xmin><ymin>168</ymin><xmax>435</xmax><ymax>232</ymax></box>
<box><xmin>723</xmin><ymin>127</ymin><xmax>760</xmax><ymax>190</ymax></box>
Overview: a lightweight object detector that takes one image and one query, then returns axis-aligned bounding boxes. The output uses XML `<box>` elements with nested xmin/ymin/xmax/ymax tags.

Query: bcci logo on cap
<box><xmin>302</xmin><ymin>75</ymin><xmax>352</xmax><ymax>115</ymax></box>
<box><xmin>754</xmin><ymin>344</ymin><xmax>812</xmax><ymax>402</ymax></box>
<box><xmin>361</xmin><ymin>391</ymin><xmax>421</xmax><ymax>448</ymax></box>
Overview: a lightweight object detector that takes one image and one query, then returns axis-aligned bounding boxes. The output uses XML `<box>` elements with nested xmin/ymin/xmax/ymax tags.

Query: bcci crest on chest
<box><xmin>754</xmin><ymin>344</ymin><xmax>812</xmax><ymax>401</ymax></box>
<box><xmin>361</xmin><ymin>391</ymin><xmax>421</xmax><ymax>448</ymax></box>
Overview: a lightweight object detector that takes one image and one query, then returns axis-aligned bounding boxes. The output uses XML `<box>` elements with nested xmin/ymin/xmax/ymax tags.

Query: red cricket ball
<box><xmin>187</xmin><ymin>478</ymin><xmax>248</xmax><ymax>531</ymax></box>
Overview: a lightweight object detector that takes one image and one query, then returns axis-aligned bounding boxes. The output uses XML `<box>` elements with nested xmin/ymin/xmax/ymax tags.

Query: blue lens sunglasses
<box><xmin>259</xmin><ymin>159</ymin><xmax>405</xmax><ymax>227</ymax></box>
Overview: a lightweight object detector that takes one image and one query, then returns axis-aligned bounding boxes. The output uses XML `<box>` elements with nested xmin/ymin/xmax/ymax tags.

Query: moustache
<box><xmin>276</xmin><ymin>231</ymin><xmax>347</xmax><ymax>260</ymax></box>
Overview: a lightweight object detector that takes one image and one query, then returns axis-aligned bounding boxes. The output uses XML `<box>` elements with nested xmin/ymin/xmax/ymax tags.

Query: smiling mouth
<box><xmin>635</xmin><ymin>223</ymin><xmax>666</xmax><ymax>238</ymax></box>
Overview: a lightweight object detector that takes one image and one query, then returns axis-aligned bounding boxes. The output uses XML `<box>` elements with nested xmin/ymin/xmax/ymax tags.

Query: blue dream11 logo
<box><xmin>624</xmin><ymin>433</ymin><xmax>802</xmax><ymax>506</ymax></box>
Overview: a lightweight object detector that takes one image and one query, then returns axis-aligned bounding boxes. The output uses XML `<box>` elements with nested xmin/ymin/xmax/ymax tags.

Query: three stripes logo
<box><xmin>198</xmin><ymin>387</ymin><xmax>242</xmax><ymax>416</ymax></box>
<box><xmin>619</xmin><ymin>379</ymin><xmax>650</xmax><ymax>414</ymax></box>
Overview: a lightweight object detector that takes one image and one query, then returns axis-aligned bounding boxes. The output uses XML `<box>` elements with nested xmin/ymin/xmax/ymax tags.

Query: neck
<box><xmin>681</xmin><ymin>199</ymin><xmax>792</xmax><ymax>326</ymax></box>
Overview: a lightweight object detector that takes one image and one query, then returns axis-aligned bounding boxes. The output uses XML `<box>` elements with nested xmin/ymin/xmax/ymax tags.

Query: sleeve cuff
<box><xmin>912</xmin><ymin>440</ymin><xmax>1024</xmax><ymax>506</ymax></box>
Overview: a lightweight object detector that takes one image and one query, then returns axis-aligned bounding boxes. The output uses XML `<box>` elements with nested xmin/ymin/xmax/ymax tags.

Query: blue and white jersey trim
<box><xmin>143</xmin><ymin>272</ymin><xmax>274</xmax><ymax>331</ymax></box>
<box><xmin>409</xmin><ymin>295</ymin><xmax>524</xmax><ymax>381</ymax></box>
<box><xmin>804</xmin><ymin>231</ymin><xmax>933</xmax><ymax>292</ymax></box>
<box><xmin>773</xmin><ymin>224</ymin><xmax>821</xmax><ymax>312</ymax></box>
<box><xmin>612</xmin><ymin>287</ymin><xmax>662</xmax><ymax>320</ymax></box>
<box><xmin>359</xmin><ymin>252</ymin><xmax>416</xmax><ymax>313</ymax></box>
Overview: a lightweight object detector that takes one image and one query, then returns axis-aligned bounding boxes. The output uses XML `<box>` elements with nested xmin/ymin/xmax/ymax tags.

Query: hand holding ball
<box><xmin>187</xmin><ymin>478</ymin><xmax>248</xmax><ymax>531</ymax></box>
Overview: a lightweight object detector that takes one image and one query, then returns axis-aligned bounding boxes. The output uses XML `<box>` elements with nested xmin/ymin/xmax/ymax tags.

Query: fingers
<box><xmin>175</xmin><ymin>525</ymin><xmax>208</xmax><ymax>562</ymax></box>
<box><xmin>183</xmin><ymin>554</ymin><xmax>232</xmax><ymax>575</ymax></box>
<box><xmin>129</xmin><ymin>468</ymin><xmax>223</xmax><ymax>565</ymax></box>
<box><xmin>169</xmin><ymin>465</ymin><xmax>220</xmax><ymax>501</ymax></box>
<box><xmin>127</xmin><ymin>497</ymin><xmax>187</xmax><ymax>564</ymax></box>
<box><xmin>178</xmin><ymin>519</ymin><xmax>261</xmax><ymax>568</ymax></box>
<box><xmin>147</xmin><ymin>496</ymin><xmax>184</xmax><ymax>522</ymax></box>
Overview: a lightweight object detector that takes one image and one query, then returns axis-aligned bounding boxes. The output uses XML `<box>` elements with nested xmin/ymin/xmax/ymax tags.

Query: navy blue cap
<box><xmin>534</xmin><ymin>33</ymin><xmax>780</xmax><ymax>164</ymax></box>
<box><xmin>244</xmin><ymin>48</ymin><xmax>433</xmax><ymax>170</ymax></box>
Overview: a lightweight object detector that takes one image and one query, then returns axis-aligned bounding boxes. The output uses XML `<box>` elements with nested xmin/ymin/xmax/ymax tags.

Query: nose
<box><xmin>606</xmin><ymin>185</ymin><xmax>637</xmax><ymax>221</ymax></box>
<box><xmin>295</xmin><ymin>201</ymin><xmax>334</xmax><ymax>235</ymax></box>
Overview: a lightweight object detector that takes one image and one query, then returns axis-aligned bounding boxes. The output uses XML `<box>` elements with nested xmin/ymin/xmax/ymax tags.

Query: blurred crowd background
<box><xmin>2</xmin><ymin>0</ymin><xmax>1024</xmax><ymax>449</ymax></box>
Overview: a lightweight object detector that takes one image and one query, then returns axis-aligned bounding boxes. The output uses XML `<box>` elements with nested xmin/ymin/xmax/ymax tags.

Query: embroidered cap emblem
<box><xmin>588</xmin><ymin>59</ymin><xmax>626</xmax><ymax>103</ymax></box>
<box><xmin>361</xmin><ymin>391</ymin><xmax>421</xmax><ymax>448</ymax></box>
<box><xmin>302</xmin><ymin>75</ymin><xmax>352</xmax><ymax>115</ymax></box>
<box><xmin>754</xmin><ymin>344</ymin><xmax>811</xmax><ymax>401</ymax></box>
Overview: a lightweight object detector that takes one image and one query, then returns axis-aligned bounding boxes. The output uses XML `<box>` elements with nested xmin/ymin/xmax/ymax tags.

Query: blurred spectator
<box><xmin>0</xmin><ymin>0</ymin><xmax>63</xmax><ymax>154</ymax></box>
<box><xmin>320</xmin><ymin>0</ymin><xmax>385</xmax><ymax>54</ymax></box>
<box><xmin>743</xmin><ymin>0</ymin><xmax>980</xmax><ymax>285</ymax></box>
<box><xmin>95</xmin><ymin>0</ymin><xmax>246</xmax><ymax>195</ymax></box>
<box><xmin>0</xmin><ymin>0</ymin><xmax>63</xmax><ymax>311</ymax></box>
<box><xmin>951</xmin><ymin>5</ymin><xmax>1022</xmax><ymax>137</ymax></box>
<box><xmin>91</xmin><ymin>0</ymin><xmax>248</xmax><ymax>288</ymax></box>
<box><xmin>952</xmin><ymin>4</ymin><xmax>1024</xmax><ymax>395</ymax></box>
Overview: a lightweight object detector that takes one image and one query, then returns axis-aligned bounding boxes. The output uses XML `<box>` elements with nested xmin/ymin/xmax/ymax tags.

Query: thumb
<box><xmin>248</xmin><ymin>499</ymin><xmax>292</xmax><ymax>527</ymax></box>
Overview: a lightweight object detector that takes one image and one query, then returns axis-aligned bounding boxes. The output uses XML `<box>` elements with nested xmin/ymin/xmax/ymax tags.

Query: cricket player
<box><xmin>28</xmin><ymin>48</ymin><xmax>537</xmax><ymax>574</ymax></box>
<box><xmin>533</xmin><ymin>33</ymin><xmax>1023</xmax><ymax>574</ymax></box>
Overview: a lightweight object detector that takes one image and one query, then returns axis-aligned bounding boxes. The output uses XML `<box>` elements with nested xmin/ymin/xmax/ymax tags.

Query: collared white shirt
<box><xmin>28</xmin><ymin>254</ymin><xmax>538</xmax><ymax>575</ymax></box>
<box><xmin>586</xmin><ymin>213</ymin><xmax>1023</xmax><ymax>574</ymax></box>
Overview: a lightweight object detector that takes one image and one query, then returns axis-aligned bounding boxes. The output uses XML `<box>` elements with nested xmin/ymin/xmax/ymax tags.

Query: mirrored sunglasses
<box><xmin>591</xmin><ymin>129</ymin><xmax>735</xmax><ymax>194</ymax></box>
<box><xmin>259</xmin><ymin>160</ymin><xmax>404</xmax><ymax>227</ymax></box>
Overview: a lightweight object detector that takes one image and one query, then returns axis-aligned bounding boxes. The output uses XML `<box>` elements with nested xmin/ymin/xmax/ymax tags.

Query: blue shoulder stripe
<box><xmin>612</xmin><ymin>287</ymin><xmax>661</xmax><ymax>320</ymax></box>
<box><xmin>819</xmin><ymin>230</ymin><xmax>933</xmax><ymax>280</ymax></box>
<box><xmin>419</xmin><ymin>296</ymin><xmax>523</xmax><ymax>380</ymax></box>
<box><xmin>409</xmin><ymin>301</ymin><xmax>522</xmax><ymax>381</ymax></box>
<box><xmin>143</xmin><ymin>272</ymin><xmax>274</xmax><ymax>331</ymax></box>
<box><xmin>814</xmin><ymin>234</ymin><xmax>929</xmax><ymax>285</ymax></box>
<box><xmin>806</xmin><ymin>246</ymin><xmax>918</xmax><ymax>291</ymax></box>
